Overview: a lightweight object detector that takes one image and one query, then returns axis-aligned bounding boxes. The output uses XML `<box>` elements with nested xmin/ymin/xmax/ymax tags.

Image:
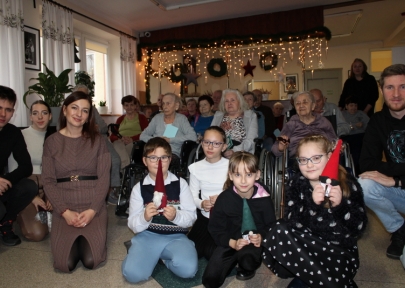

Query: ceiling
<box><xmin>66</xmin><ymin>0</ymin><xmax>405</xmax><ymax>48</ymax></box>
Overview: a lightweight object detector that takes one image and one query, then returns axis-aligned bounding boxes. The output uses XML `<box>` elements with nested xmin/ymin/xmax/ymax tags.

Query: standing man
<box><xmin>0</xmin><ymin>86</ymin><xmax>37</xmax><ymax>246</ymax></box>
<box><xmin>252</xmin><ymin>89</ymin><xmax>276</xmax><ymax>148</ymax></box>
<box><xmin>310</xmin><ymin>88</ymin><xmax>351</xmax><ymax>136</ymax></box>
<box><xmin>211</xmin><ymin>90</ymin><xmax>222</xmax><ymax>112</ymax></box>
<box><xmin>358</xmin><ymin>64</ymin><xmax>405</xmax><ymax>259</ymax></box>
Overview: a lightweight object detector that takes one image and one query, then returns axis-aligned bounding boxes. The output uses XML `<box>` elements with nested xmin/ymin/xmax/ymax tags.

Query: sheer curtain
<box><xmin>120</xmin><ymin>34</ymin><xmax>137</xmax><ymax>96</ymax></box>
<box><xmin>42</xmin><ymin>0</ymin><xmax>74</xmax><ymax>85</ymax></box>
<box><xmin>0</xmin><ymin>0</ymin><xmax>25</xmax><ymax>126</ymax></box>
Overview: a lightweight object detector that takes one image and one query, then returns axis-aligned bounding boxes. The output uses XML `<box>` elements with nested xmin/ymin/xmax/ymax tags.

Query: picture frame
<box><xmin>285</xmin><ymin>74</ymin><xmax>298</xmax><ymax>92</ymax></box>
<box><xmin>24</xmin><ymin>26</ymin><xmax>41</xmax><ymax>71</ymax></box>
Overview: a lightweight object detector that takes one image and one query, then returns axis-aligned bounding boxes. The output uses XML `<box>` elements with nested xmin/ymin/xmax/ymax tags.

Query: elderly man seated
<box><xmin>310</xmin><ymin>88</ymin><xmax>351</xmax><ymax>136</ymax></box>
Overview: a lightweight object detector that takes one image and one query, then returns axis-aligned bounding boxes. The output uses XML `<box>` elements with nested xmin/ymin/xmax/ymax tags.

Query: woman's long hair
<box><xmin>58</xmin><ymin>91</ymin><xmax>98</xmax><ymax>146</ymax></box>
<box><xmin>297</xmin><ymin>135</ymin><xmax>349</xmax><ymax>208</ymax></box>
<box><xmin>30</xmin><ymin>100</ymin><xmax>55</xmax><ymax>141</ymax></box>
<box><xmin>223</xmin><ymin>151</ymin><xmax>259</xmax><ymax>190</ymax></box>
<box><xmin>349</xmin><ymin>58</ymin><xmax>368</xmax><ymax>79</ymax></box>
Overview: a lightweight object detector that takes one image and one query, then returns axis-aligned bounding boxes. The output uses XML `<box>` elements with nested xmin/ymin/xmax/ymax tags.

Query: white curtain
<box><xmin>120</xmin><ymin>34</ymin><xmax>136</xmax><ymax>96</ymax></box>
<box><xmin>42</xmin><ymin>0</ymin><xmax>74</xmax><ymax>86</ymax></box>
<box><xmin>0</xmin><ymin>0</ymin><xmax>25</xmax><ymax>126</ymax></box>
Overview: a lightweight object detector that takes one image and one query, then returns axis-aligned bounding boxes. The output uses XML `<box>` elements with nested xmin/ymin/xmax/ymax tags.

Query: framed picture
<box><xmin>285</xmin><ymin>74</ymin><xmax>298</xmax><ymax>92</ymax></box>
<box><xmin>24</xmin><ymin>26</ymin><xmax>41</xmax><ymax>71</ymax></box>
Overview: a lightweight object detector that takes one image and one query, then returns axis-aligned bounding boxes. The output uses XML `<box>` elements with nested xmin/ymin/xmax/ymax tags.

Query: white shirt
<box><xmin>127</xmin><ymin>171</ymin><xmax>196</xmax><ymax>234</ymax></box>
<box><xmin>188</xmin><ymin>157</ymin><xmax>229</xmax><ymax>218</ymax></box>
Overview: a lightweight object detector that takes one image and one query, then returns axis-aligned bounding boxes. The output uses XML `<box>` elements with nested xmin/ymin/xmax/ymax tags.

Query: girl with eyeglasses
<box><xmin>187</xmin><ymin>126</ymin><xmax>229</xmax><ymax>260</ymax></box>
<box><xmin>263</xmin><ymin>135</ymin><xmax>367</xmax><ymax>288</ymax></box>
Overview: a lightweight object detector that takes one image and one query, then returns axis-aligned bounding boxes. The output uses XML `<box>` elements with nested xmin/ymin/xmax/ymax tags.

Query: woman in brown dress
<box><xmin>42</xmin><ymin>92</ymin><xmax>111</xmax><ymax>272</ymax></box>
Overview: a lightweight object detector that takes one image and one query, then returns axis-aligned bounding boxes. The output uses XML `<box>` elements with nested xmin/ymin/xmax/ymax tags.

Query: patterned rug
<box><xmin>151</xmin><ymin>258</ymin><xmax>236</xmax><ymax>288</ymax></box>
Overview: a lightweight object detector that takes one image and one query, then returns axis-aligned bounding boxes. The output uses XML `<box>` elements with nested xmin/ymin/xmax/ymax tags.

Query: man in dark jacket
<box><xmin>0</xmin><ymin>86</ymin><xmax>37</xmax><ymax>246</ymax></box>
<box><xmin>358</xmin><ymin>64</ymin><xmax>405</xmax><ymax>259</ymax></box>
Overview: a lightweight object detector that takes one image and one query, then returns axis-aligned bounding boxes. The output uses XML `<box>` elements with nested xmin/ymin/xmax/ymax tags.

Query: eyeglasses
<box><xmin>296</xmin><ymin>154</ymin><xmax>325</xmax><ymax>165</ymax></box>
<box><xmin>145</xmin><ymin>155</ymin><xmax>171</xmax><ymax>163</ymax></box>
<box><xmin>202</xmin><ymin>140</ymin><xmax>224</xmax><ymax>148</ymax></box>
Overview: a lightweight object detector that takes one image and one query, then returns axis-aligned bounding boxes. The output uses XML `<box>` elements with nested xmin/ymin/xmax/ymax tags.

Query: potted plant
<box><xmin>98</xmin><ymin>100</ymin><xmax>108</xmax><ymax>114</ymax></box>
<box><xmin>75</xmin><ymin>70</ymin><xmax>95</xmax><ymax>97</ymax></box>
<box><xmin>23</xmin><ymin>63</ymin><xmax>73</xmax><ymax>126</ymax></box>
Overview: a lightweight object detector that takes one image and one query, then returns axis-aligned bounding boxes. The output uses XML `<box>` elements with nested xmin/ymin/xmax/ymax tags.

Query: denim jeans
<box><xmin>358</xmin><ymin>178</ymin><xmax>405</xmax><ymax>233</ymax></box>
<box><xmin>122</xmin><ymin>230</ymin><xmax>198</xmax><ymax>283</ymax></box>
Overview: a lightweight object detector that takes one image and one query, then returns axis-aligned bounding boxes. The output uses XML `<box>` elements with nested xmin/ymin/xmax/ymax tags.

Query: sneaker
<box><xmin>0</xmin><ymin>221</ymin><xmax>21</xmax><ymax>246</ymax></box>
<box><xmin>386</xmin><ymin>223</ymin><xmax>405</xmax><ymax>259</ymax></box>
<box><xmin>107</xmin><ymin>187</ymin><xmax>119</xmax><ymax>205</ymax></box>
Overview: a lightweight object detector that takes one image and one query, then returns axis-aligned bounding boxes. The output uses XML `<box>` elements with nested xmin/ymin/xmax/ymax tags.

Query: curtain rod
<box><xmin>46</xmin><ymin>0</ymin><xmax>137</xmax><ymax>40</ymax></box>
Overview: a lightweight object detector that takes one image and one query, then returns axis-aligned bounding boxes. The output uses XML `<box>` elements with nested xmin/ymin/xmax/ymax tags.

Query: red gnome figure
<box><xmin>152</xmin><ymin>159</ymin><xmax>167</xmax><ymax>213</ymax></box>
<box><xmin>319</xmin><ymin>139</ymin><xmax>342</xmax><ymax>197</ymax></box>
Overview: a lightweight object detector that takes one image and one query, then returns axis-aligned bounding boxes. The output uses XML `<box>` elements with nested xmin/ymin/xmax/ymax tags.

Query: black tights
<box><xmin>68</xmin><ymin>236</ymin><xmax>94</xmax><ymax>271</ymax></box>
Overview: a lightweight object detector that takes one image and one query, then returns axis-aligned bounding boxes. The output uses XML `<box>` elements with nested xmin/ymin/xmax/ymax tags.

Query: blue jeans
<box><xmin>122</xmin><ymin>230</ymin><xmax>198</xmax><ymax>283</ymax></box>
<box><xmin>359</xmin><ymin>178</ymin><xmax>405</xmax><ymax>233</ymax></box>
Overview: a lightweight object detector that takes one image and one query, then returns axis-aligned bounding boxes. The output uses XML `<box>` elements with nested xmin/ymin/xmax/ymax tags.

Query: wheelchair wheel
<box><xmin>258</xmin><ymin>148</ymin><xmax>267</xmax><ymax>184</ymax></box>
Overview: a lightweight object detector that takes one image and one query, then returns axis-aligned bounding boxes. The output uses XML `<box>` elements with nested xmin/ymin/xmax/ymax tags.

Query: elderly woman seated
<box><xmin>140</xmin><ymin>93</ymin><xmax>197</xmax><ymax>165</ymax></box>
<box><xmin>110</xmin><ymin>95</ymin><xmax>149</xmax><ymax>169</ymax></box>
<box><xmin>211</xmin><ymin>89</ymin><xmax>258</xmax><ymax>158</ymax></box>
<box><xmin>271</xmin><ymin>91</ymin><xmax>337</xmax><ymax>158</ymax></box>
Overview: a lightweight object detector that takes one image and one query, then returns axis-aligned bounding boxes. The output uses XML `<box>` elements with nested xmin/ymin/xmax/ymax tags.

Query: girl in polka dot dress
<box><xmin>263</xmin><ymin>135</ymin><xmax>367</xmax><ymax>288</ymax></box>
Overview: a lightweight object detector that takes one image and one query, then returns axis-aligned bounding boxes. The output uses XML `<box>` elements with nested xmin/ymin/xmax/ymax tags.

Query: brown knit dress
<box><xmin>42</xmin><ymin>133</ymin><xmax>111</xmax><ymax>272</ymax></box>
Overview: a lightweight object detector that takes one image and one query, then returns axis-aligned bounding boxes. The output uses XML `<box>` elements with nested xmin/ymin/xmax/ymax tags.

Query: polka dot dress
<box><xmin>263</xmin><ymin>219</ymin><xmax>359</xmax><ymax>288</ymax></box>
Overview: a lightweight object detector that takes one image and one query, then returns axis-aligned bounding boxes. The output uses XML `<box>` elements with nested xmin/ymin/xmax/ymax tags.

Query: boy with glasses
<box><xmin>122</xmin><ymin>137</ymin><xmax>198</xmax><ymax>283</ymax></box>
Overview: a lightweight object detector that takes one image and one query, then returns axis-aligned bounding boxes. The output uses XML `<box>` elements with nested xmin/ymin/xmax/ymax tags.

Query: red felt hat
<box><xmin>319</xmin><ymin>139</ymin><xmax>342</xmax><ymax>185</ymax></box>
<box><xmin>155</xmin><ymin>159</ymin><xmax>167</xmax><ymax>209</ymax></box>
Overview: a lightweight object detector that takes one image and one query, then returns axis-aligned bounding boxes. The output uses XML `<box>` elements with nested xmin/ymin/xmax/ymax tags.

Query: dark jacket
<box><xmin>208</xmin><ymin>182</ymin><xmax>276</xmax><ymax>247</ymax></box>
<box><xmin>0</xmin><ymin>123</ymin><xmax>32</xmax><ymax>184</ymax></box>
<box><xmin>359</xmin><ymin>105</ymin><xmax>405</xmax><ymax>187</ymax></box>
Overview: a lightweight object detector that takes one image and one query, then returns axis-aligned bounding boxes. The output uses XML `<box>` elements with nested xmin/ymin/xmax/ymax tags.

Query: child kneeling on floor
<box><xmin>202</xmin><ymin>151</ymin><xmax>276</xmax><ymax>288</ymax></box>
<box><xmin>122</xmin><ymin>137</ymin><xmax>198</xmax><ymax>283</ymax></box>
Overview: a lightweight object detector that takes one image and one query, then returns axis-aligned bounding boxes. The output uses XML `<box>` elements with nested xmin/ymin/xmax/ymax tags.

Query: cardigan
<box><xmin>110</xmin><ymin>113</ymin><xmax>149</xmax><ymax>143</ymax></box>
<box><xmin>211</xmin><ymin>110</ymin><xmax>258</xmax><ymax>154</ymax></box>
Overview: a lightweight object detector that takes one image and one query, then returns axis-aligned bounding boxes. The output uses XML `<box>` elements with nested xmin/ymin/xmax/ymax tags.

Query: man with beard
<box><xmin>358</xmin><ymin>64</ymin><xmax>405</xmax><ymax>260</ymax></box>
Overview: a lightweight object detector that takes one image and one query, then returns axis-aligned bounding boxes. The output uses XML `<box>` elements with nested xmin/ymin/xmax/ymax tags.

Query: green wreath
<box><xmin>169</xmin><ymin>63</ymin><xmax>186</xmax><ymax>83</ymax></box>
<box><xmin>260</xmin><ymin>52</ymin><xmax>278</xmax><ymax>71</ymax></box>
<box><xmin>207</xmin><ymin>58</ymin><xmax>227</xmax><ymax>77</ymax></box>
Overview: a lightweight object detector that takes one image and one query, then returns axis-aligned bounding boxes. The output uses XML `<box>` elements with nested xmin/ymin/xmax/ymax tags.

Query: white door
<box><xmin>305</xmin><ymin>69</ymin><xmax>343</xmax><ymax>106</ymax></box>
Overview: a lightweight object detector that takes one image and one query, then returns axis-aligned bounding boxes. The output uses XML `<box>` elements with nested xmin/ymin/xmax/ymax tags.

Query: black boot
<box><xmin>386</xmin><ymin>223</ymin><xmax>405</xmax><ymax>259</ymax></box>
<box><xmin>0</xmin><ymin>220</ymin><xmax>21</xmax><ymax>246</ymax></box>
<box><xmin>236</xmin><ymin>268</ymin><xmax>256</xmax><ymax>281</ymax></box>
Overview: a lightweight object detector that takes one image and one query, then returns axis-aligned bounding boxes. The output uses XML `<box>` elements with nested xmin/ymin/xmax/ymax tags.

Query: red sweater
<box><xmin>109</xmin><ymin>114</ymin><xmax>149</xmax><ymax>143</ymax></box>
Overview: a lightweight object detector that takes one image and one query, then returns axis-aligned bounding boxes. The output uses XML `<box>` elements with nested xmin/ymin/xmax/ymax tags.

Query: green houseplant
<box><xmin>75</xmin><ymin>70</ymin><xmax>95</xmax><ymax>98</ymax></box>
<box><xmin>23</xmin><ymin>63</ymin><xmax>73</xmax><ymax>108</ymax></box>
<box><xmin>99</xmin><ymin>100</ymin><xmax>106</xmax><ymax>106</ymax></box>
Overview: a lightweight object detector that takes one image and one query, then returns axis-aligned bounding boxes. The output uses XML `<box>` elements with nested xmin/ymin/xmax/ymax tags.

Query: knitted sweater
<box><xmin>8</xmin><ymin>126</ymin><xmax>46</xmax><ymax>174</ymax></box>
<box><xmin>284</xmin><ymin>172</ymin><xmax>368</xmax><ymax>248</ymax></box>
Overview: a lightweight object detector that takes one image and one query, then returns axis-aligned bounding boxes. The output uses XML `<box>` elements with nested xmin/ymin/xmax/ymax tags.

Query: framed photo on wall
<box><xmin>285</xmin><ymin>74</ymin><xmax>298</xmax><ymax>92</ymax></box>
<box><xmin>24</xmin><ymin>26</ymin><xmax>41</xmax><ymax>71</ymax></box>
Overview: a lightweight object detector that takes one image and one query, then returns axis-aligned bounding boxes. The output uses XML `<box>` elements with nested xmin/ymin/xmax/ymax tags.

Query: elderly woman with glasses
<box><xmin>271</xmin><ymin>91</ymin><xmax>337</xmax><ymax>158</ymax></box>
<box><xmin>210</xmin><ymin>89</ymin><xmax>258</xmax><ymax>159</ymax></box>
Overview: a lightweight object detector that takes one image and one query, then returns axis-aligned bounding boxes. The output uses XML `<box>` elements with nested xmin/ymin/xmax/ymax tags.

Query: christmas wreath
<box><xmin>169</xmin><ymin>63</ymin><xmax>186</xmax><ymax>83</ymax></box>
<box><xmin>260</xmin><ymin>52</ymin><xmax>278</xmax><ymax>71</ymax></box>
<box><xmin>207</xmin><ymin>58</ymin><xmax>227</xmax><ymax>77</ymax></box>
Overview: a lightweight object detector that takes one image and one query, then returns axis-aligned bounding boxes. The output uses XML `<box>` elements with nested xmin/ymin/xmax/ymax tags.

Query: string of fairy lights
<box><xmin>140</xmin><ymin>36</ymin><xmax>328</xmax><ymax>99</ymax></box>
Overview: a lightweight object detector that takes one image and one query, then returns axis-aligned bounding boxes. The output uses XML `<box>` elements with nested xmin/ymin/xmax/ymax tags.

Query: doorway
<box><xmin>304</xmin><ymin>68</ymin><xmax>343</xmax><ymax>105</ymax></box>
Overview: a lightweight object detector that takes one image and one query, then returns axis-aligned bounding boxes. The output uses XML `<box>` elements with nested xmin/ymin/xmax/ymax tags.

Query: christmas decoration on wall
<box><xmin>243</xmin><ymin>60</ymin><xmax>256</xmax><ymax>77</ymax></box>
<box><xmin>259</xmin><ymin>51</ymin><xmax>278</xmax><ymax>71</ymax></box>
<box><xmin>183</xmin><ymin>72</ymin><xmax>201</xmax><ymax>86</ymax></box>
<box><xmin>207</xmin><ymin>58</ymin><xmax>227</xmax><ymax>77</ymax></box>
<box><xmin>169</xmin><ymin>63</ymin><xmax>186</xmax><ymax>83</ymax></box>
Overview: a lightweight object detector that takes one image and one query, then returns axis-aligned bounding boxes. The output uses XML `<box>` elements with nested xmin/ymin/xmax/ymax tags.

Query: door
<box><xmin>304</xmin><ymin>68</ymin><xmax>342</xmax><ymax>105</ymax></box>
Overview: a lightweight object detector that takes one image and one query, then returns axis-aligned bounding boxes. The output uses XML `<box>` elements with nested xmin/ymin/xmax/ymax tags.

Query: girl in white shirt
<box><xmin>187</xmin><ymin>126</ymin><xmax>229</xmax><ymax>259</ymax></box>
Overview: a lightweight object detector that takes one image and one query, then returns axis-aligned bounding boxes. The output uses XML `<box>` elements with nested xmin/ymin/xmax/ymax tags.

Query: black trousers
<box><xmin>202</xmin><ymin>244</ymin><xmax>262</xmax><ymax>288</ymax></box>
<box><xmin>0</xmin><ymin>178</ymin><xmax>37</xmax><ymax>223</ymax></box>
<box><xmin>187</xmin><ymin>209</ymin><xmax>217</xmax><ymax>260</ymax></box>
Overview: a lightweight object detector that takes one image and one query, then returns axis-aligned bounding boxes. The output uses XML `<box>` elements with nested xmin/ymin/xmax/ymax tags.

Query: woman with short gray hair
<box><xmin>211</xmin><ymin>89</ymin><xmax>258</xmax><ymax>158</ymax></box>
